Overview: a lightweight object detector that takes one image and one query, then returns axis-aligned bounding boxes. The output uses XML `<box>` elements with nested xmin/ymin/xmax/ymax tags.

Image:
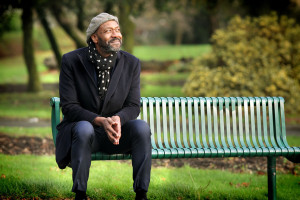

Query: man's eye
<box><xmin>104</xmin><ymin>29</ymin><xmax>112</xmax><ymax>33</ymax></box>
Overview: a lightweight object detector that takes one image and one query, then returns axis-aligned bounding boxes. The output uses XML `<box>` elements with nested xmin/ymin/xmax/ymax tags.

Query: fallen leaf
<box><xmin>242</xmin><ymin>182</ymin><xmax>250</xmax><ymax>187</ymax></box>
<box><xmin>1</xmin><ymin>174</ymin><xmax>6</xmax><ymax>179</ymax></box>
<box><xmin>257</xmin><ymin>171</ymin><xmax>265</xmax><ymax>175</ymax></box>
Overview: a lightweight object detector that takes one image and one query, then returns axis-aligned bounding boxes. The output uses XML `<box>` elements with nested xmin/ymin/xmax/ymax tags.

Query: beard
<box><xmin>97</xmin><ymin>36</ymin><xmax>122</xmax><ymax>53</ymax></box>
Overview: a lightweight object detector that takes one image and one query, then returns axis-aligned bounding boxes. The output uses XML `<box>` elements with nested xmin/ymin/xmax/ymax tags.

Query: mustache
<box><xmin>108</xmin><ymin>38</ymin><xmax>122</xmax><ymax>44</ymax></box>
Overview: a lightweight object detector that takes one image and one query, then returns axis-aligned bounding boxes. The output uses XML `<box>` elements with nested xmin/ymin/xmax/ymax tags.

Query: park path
<box><xmin>0</xmin><ymin>118</ymin><xmax>50</xmax><ymax>127</ymax></box>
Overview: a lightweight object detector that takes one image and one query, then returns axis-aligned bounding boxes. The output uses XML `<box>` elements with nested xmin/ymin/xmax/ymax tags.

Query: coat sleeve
<box><xmin>115</xmin><ymin>59</ymin><xmax>141</xmax><ymax>125</ymax></box>
<box><xmin>59</xmin><ymin>54</ymin><xmax>98</xmax><ymax>123</ymax></box>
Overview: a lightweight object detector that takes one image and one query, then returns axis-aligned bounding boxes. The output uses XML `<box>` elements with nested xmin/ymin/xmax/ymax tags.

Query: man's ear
<box><xmin>91</xmin><ymin>34</ymin><xmax>98</xmax><ymax>44</ymax></box>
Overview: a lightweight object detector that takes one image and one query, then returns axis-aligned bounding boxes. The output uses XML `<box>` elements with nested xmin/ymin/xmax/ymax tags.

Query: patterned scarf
<box><xmin>88</xmin><ymin>40</ymin><xmax>117</xmax><ymax>98</ymax></box>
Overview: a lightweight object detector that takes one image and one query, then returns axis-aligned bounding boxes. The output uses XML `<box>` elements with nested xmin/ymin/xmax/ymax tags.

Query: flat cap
<box><xmin>86</xmin><ymin>13</ymin><xmax>119</xmax><ymax>43</ymax></box>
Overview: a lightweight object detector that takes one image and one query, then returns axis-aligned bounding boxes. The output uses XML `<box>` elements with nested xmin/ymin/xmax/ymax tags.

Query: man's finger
<box><xmin>107</xmin><ymin>117</ymin><xmax>118</xmax><ymax>126</ymax></box>
<box><xmin>106</xmin><ymin>131</ymin><xmax>119</xmax><ymax>145</ymax></box>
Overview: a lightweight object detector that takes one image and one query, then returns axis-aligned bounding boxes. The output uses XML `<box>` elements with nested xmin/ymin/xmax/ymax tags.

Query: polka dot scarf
<box><xmin>88</xmin><ymin>40</ymin><xmax>117</xmax><ymax>98</ymax></box>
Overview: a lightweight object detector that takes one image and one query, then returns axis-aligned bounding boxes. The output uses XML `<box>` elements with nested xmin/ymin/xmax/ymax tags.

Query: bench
<box><xmin>50</xmin><ymin>96</ymin><xmax>299</xmax><ymax>200</ymax></box>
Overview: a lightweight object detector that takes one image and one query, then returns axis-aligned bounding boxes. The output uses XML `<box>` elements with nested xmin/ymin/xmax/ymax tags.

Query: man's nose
<box><xmin>111</xmin><ymin>30</ymin><xmax>121</xmax><ymax>37</ymax></box>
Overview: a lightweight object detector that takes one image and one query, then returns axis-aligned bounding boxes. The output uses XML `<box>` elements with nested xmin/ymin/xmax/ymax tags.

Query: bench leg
<box><xmin>267</xmin><ymin>156</ymin><xmax>276</xmax><ymax>200</ymax></box>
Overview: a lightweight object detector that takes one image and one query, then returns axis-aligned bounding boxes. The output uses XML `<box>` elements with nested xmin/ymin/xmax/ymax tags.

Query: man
<box><xmin>55</xmin><ymin>13</ymin><xmax>152</xmax><ymax>200</ymax></box>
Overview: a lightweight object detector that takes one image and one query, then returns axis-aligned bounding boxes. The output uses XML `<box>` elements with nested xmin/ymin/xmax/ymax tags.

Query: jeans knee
<box><xmin>72</xmin><ymin>121</ymin><xmax>95</xmax><ymax>143</ymax></box>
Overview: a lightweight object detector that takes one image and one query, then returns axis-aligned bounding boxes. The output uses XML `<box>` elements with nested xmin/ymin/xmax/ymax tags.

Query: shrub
<box><xmin>183</xmin><ymin>13</ymin><xmax>300</xmax><ymax>114</ymax></box>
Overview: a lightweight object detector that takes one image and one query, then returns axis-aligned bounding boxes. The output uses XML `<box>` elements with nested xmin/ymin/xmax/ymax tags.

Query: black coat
<box><xmin>56</xmin><ymin>47</ymin><xmax>141</xmax><ymax>169</ymax></box>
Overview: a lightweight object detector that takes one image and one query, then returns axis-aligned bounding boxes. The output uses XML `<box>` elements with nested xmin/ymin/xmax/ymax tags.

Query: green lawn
<box><xmin>0</xmin><ymin>44</ymin><xmax>210</xmax><ymax>84</ymax></box>
<box><xmin>0</xmin><ymin>154</ymin><xmax>299</xmax><ymax>200</ymax></box>
<box><xmin>0</xmin><ymin>70</ymin><xmax>188</xmax><ymax>120</ymax></box>
<box><xmin>0</xmin><ymin>91</ymin><xmax>58</xmax><ymax>120</ymax></box>
<box><xmin>133</xmin><ymin>44</ymin><xmax>211</xmax><ymax>61</ymax></box>
<box><xmin>0</xmin><ymin>126</ymin><xmax>52</xmax><ymax>138</ymax></box>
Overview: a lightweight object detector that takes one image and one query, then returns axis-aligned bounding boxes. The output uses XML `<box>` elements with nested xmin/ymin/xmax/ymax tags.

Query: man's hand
<box><xmin>93</xmin><ymin>116</ymin><xmax>121</xmax><ymax>145</ymax></box>
<box><xmin>111</xmin><ymin>115</ymin><xmax>121</xmax><ymax>141</ymax></box>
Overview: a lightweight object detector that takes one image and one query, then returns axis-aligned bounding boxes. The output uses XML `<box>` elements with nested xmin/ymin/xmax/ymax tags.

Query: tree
<box><xmin>36</xmin><ymin>4</ymin><xmax>62</xmax><ymax>70</ymax></box>
<box><xmin>75</xmin><ymin>0</ymin><xmax>85</xmax><ymax>32</ymax></box>
<box><xmin>102</xmin><ymin>0</ymin><xmax>145</xmax><ymax>53</ymax></box>
<box><xmin>1</xmin><ymin>0</ymin><xmax>42</xmax><ymax>92</ymax></box>
<box><xmin>1</xmin><ymin>0</ymin><xmax>64</xmax><ymax>91</ymax></box>
<box><xmin>21</xmin><ymin>0</ymin><xmax>42</xmax><ymax>92</ymax></box>
<box><xmin>48</xmin><ymin>1</ymin><xmax>86</xmax><ymax>49</ymax></box>
<box><xmin>118</xmin><ymin>0</ymin><xmax>136</xmax><ymax>53</ymax></box>
<box><xmin>154</xmin><ymin>0</ymin><xmax>196</xmax><ymax>45</ymax></box>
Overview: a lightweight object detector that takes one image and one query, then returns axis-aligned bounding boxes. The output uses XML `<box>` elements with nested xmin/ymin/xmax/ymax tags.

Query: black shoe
<box><xmin>75</xmin><ymin>190</ymin><xmax>87</xmax><ymax>200</ymax></box>
<box><xmin>135</xmin><ymin>190</ymin><xmax>148</xmax><ymax>200</ymax></box>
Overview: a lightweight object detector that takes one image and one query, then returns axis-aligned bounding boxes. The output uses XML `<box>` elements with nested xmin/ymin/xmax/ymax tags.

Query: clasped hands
<box><xmin>93</xmin><ymin>116</ymin><xmax>121</xmax><ymax>145</ymax></box>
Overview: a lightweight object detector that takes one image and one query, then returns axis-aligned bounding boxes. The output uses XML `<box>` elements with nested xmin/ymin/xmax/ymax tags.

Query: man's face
<box><xmin>92</xmin><ymin>20</ymin><xmax>122</xmax><ymax>54</ymax></box>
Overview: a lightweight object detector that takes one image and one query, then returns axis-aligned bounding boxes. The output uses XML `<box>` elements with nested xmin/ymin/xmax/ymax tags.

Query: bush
<box><xmin>183</xmin><ymin>13</ymin><xmax>300</xmax><ymax>114</ymax></box>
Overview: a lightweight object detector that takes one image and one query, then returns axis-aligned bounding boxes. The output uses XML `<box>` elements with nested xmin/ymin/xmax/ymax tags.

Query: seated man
<box><xmin>55</xmin><ymin>13</ymin><xmax>152</xmax><ymax>200</ymax></box>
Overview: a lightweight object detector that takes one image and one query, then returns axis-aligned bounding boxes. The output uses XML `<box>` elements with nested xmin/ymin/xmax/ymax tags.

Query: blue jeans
<box><xmin>71</xmin><ymin>119</ymin><xmax>152</xmax><ymax>193</ymax></box>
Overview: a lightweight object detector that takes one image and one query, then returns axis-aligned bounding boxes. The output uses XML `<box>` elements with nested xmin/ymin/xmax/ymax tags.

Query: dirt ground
<box><xmin>0</xmin><ymin>133</ymin><xmax>298</xmax><ymax>176</ymax></box>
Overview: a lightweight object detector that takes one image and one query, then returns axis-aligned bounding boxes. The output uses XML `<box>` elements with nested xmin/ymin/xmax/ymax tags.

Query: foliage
<box><xmin>0</xmin><ymin>9</ymin><xmax>21</xmax><ymax>38</ymax></box>
<box><xmin>184</xmin><ymin>13</ymin><xmax>300</xmax><ymax>114</ymax></box>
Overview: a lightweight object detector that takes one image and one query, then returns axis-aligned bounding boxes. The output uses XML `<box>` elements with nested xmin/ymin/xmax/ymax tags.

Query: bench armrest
<box><xmin>50</xmin><ymin>97</ymin><xmax>61</xmax><ymax>146</ymax></box>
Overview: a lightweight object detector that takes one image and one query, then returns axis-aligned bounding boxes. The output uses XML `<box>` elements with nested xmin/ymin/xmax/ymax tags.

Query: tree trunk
<box><xmin>36</xmin><ymin>6</ymin><xmax>62</xmax><ymax>70</ymax></box>
<box><xmin>21</xmin><ymin>2</ymin><xmax>41</xmax><ymax>92</ymax></box>
<box><xmin>50</xmin><ymin>3</ymin><xmax>86</xmax><ymax>48</ymax></box>
<box><xmin>76</xmin><ymin>0</ymin><xmax>85</xmax><ymax>32</ymax></box>
<box><xmin>119</xmin><ymin>0</ymin><xmax>135</xmax><ymax>53</ymax></box>
<box><xmin>175</xmin><ymin>25</ymin><xmax>183</xmax><ymax>45</ymax></box>
<box><xmin>104</xmin><ymin>1</ymin><xmax>115</xmax><ymax>14</ymax></box>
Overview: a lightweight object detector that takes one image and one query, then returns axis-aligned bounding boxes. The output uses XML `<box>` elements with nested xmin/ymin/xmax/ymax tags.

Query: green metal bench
<box><xmin>50</xmin><ymin>96</ymin><xmax>299</xmax><ymax>200</ymax></box>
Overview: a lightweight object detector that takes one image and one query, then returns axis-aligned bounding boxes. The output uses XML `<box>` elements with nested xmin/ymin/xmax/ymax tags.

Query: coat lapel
<box><xmin>76</xmin><ymin>48</ymin><xmax>100</xmax><ymax>110</ymax></box>
<box><xmin>102</xmin><ymin>52</ymin><xmax>124</xmax><ymax>110</ymax></box>
<box><xmin>76</xmin><ymin>48</ymin><xmax>97</xmax><ymax>88</ymax></box>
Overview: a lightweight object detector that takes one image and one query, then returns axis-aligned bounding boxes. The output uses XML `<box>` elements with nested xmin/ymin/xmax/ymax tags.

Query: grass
<box><xmin>141</xmin><ymin>84</ymin><xmax>184</xmax><ymax>97</ymax></box>
<box><xmin>0</xmin><ymin>44</ymin><xmax>210</xmax><ymax>85</ymax></box>
<box><xmin>0</xmin><ymin>69</ymin><xmax>188</xmax><ymax>120</ymax></box>
<box><xmin>0</xmin><ymin>51</ymin><xmax>60</xmax><ymax>84</ymax></box>
<box><xmin>133</xmin><ymin>44</ymin><xmax>211</xmax><ymax>61</ymax></box>
<box><xmin>0</xmin><ymin>84</ymin><xmax>183</xmax><ymax>120</ymax></box>
<box><xmin>0</xmin><ymin>126</ymin><xmax>51</xmax><ymax>138</ymax></box>
<box><xmin>285</xmin><ymin>135</ymin><xmax>300</xmax><ymax>146</ymax></box>
<box><xmin>141</xmin><ymin>72</ymin><xmax>189</xmax><ymax>83</ymax></box>
<box><xmin>0</xmin><ymin>154</ymin><xmax>299</xmax><ymax>200</ymax></box>
<box><xmin>0</xmin><ymin>90</ymin><xmax>58</xmax><ymax>120</ymax></box>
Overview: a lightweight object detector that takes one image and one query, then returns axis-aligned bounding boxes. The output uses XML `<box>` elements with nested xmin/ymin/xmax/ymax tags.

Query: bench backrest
<box><xmin>50</xmin><ymin>97</ymin><xmax>297</xmax><ymax>158</ymax></box>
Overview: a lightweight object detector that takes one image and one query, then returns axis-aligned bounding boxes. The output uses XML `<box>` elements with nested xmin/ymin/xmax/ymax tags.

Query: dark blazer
<box><xmin>56</xmin><ymin>47</ymin><xmax>141</xmax><ymax>169</ymax></box>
